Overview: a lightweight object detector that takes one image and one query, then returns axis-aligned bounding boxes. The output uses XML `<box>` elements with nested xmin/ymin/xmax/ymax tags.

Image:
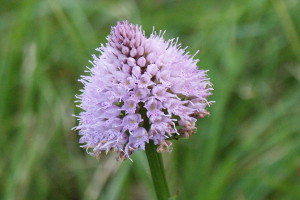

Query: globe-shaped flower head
<box><xmin>74</xmin><ymin>21</ymin><xmax>213</xmax><ymax>160</ymax></box>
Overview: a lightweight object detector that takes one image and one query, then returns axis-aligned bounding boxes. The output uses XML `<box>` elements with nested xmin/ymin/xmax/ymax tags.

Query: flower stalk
<box><xmin>145</xmin><ymin>141</ymin><xmax>170</xmax><ymax>200</ymax></box>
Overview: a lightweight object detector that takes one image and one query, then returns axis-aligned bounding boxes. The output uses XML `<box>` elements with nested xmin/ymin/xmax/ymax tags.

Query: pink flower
<box><xmin>74</xmin><ymin>21</ymin><xmax>213</xmax><ymax>160</ymax></box>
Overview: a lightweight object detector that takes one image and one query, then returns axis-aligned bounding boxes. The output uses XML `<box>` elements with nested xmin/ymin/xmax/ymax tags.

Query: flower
<box><xmin>74</xmin><ymin>21</ymin><xmax>213</xmax><ymax>160</ymax></box>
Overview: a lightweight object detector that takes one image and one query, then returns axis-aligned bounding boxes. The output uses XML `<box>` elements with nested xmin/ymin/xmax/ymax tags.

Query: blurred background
<box><xmin>1</xmin><ymin>0</ymin><xmax>300</xmax><ymax>199</ymax></box>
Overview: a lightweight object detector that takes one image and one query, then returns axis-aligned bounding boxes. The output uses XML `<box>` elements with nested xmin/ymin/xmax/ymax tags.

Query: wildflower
<box><xmin>74</xmin><ymin>21</ymin><xmax>213</xmax><ymax>160</ymax></box>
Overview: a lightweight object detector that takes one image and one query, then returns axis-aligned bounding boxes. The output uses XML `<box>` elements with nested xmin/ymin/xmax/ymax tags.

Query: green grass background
<box><xmin>1</xmin><ymin>0</ymin><xmax>300</xmax><ymax>199</ymax></box>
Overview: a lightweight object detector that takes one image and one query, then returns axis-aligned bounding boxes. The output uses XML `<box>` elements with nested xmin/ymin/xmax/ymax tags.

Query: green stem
<box><xmin>145</xmin><ymin>141</ymin><xmax>170</xmax><ymax>200</ymax></box>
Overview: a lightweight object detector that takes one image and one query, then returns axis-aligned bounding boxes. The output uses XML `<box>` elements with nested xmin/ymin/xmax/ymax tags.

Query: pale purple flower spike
<box><xmin>74</xmin><ymin>21</ymin><xmax>213</xmax><ymax>160</ymax></box>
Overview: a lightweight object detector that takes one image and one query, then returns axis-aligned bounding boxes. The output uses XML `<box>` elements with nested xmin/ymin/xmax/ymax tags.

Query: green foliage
<box><xmin>0</xmin><ymin>0</ymin><xmax>299</xmax><ymax>199</ymax></box>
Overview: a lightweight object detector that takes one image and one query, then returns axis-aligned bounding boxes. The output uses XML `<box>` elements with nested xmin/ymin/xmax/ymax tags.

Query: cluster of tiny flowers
<box><xmin>74</xmin><ymin>21</ymin><xmax>213</xmax><ymax>160</ymax></box>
